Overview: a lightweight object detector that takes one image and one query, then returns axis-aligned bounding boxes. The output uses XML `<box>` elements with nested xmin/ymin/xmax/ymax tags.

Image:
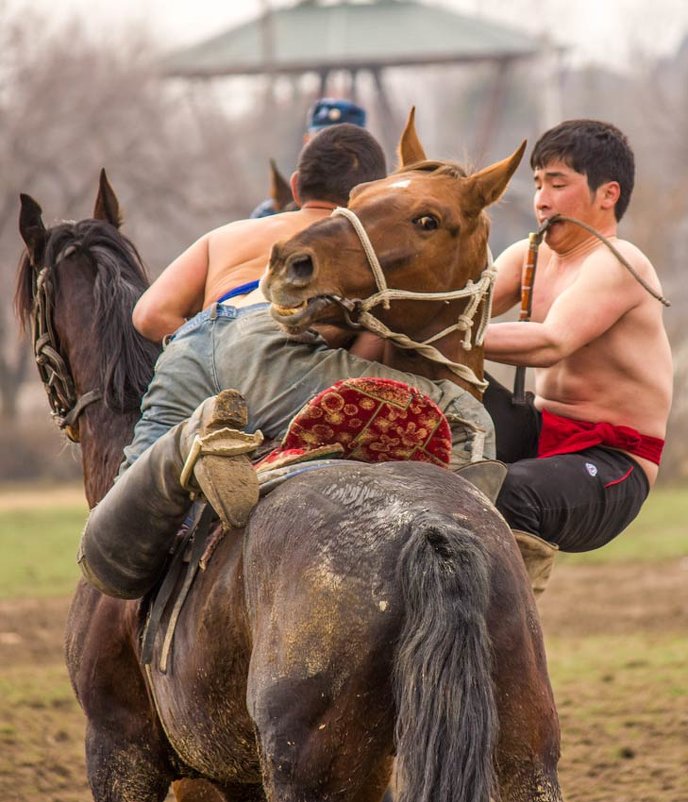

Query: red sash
<box><xmin>537</xmin><ymin>409</ymin><xmax>664</xmax><ymax>465</ymax></box>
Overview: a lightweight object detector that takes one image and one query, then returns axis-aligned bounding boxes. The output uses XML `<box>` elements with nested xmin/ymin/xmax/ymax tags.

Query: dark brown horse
<box><xmin>17</xmin><ymin>137</ymin><xmax>562</xmax><ymax>802</ymax></box>
<box><xmin>16</xmin><ymin>175</ymin><xmax>221</xmax><ymax>802</ymax></box>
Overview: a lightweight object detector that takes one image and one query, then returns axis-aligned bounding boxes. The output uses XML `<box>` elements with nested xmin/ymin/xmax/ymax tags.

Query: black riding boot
<box><xmin>78</xmin><ymin>390</ymin><xmax>262</xmax><ymax>599</ymax></box>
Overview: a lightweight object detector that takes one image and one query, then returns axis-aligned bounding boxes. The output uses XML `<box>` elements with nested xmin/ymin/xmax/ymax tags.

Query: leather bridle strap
<box><xmin>330</xmin><ymin>206</ymin><xmax>494</xmax><ymax>391</ymax></box>
<box><xmin>33</xmin><ymin>265</ymin><xmax>101</xmax><ymax>441</ymax></box>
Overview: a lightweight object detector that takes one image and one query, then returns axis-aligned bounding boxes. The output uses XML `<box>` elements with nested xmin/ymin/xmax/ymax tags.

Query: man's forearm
<box><xmin>484</xmin><ymin>321</ymin><xmax>560</xmax><ymax>367</ymax></box>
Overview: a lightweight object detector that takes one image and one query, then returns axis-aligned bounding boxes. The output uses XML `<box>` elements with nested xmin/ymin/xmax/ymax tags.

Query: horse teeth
<box><xmin>272</xmin><ymin>301</ymin><xmax>306</xmax><ymax>316</ymax></box>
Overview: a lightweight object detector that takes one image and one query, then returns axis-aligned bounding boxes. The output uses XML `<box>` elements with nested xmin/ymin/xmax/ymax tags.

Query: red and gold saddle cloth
<box><xmin>256</xmin><ymin>377</ymin><xmax>452</xmax><ymax>471</ymax></box>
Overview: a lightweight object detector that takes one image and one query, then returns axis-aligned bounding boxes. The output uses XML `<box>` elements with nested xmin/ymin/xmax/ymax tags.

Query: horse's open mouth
<box><xmin>269</xmin><ymin>295</ymin><xmax>336</xmax><ymax>333</ymax></box>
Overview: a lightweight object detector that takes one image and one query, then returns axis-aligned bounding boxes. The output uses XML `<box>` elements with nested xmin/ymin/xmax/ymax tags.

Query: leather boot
<box><xmin>78</xmin><ymin>390</ymin><xmax>262</xmax><ymax>599</ymax></box>
<box><xmin>512</xmin><ymin>530</ymin><xmax>558</xmax><ymax>598</ymax></box>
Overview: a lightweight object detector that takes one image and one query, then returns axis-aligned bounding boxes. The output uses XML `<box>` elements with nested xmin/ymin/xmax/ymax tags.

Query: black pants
<box><xmin>483</xmin><ymin>375</ymin><xmax>649</xmax><ymax>552</ymax></box>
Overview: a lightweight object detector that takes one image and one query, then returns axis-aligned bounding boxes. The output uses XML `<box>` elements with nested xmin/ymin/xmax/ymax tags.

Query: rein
<box><xmin>330</xmin><ymin>206</ymin><xmax>495</xmax><ymax>392</ymax></box>
<box><xmin>33</xmin><ymin>261</ymin><xmax>101</xmax><ymax>443</ymax></box>
<box><xmin>543</xmin><ymin>215</ymin><xmax>670</xmax><ymax>307</ymax></box>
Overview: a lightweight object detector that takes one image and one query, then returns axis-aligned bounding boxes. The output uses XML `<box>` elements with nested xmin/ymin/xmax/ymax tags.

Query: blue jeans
<box><xmin>121</xmin><ymin>304</ymin><xmax>495</xmax><ymax>471</ymax></box>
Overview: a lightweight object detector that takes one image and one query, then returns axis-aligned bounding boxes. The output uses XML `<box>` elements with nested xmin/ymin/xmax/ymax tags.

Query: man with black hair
<box><xmin>250</xmin><ymin>98</ymin><xmax>367</xmax><ymax>218</ymax></box>
<box><xmin>484</xmin><ymin>119</ymin><xmax>672</xmax><ymax>566</ymax></box>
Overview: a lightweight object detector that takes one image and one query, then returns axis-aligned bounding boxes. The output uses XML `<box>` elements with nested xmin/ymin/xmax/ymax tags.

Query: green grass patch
<box><xmin>0</xmin><ymin>484</ymin><xmax>686</xmax><ymax>597</ymax></box>
<box><xmin>0</xmin><ymin>505</ymin><xmax>87</xmax><ymax>599</ymax></box>
<box><xmin>0</xmin><ymin>666</ymin><xmax>76</xmax><ymax>709</ymax></box>
<box><xmin>558</xmin><ymin>485</ymin><xmax>688</xmax><ymax>565</ymax></box>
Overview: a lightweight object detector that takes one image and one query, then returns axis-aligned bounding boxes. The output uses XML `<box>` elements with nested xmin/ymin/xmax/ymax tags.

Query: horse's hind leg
<box><xmin>249</xmin><ymin>674</ymin><xmax>393</xmax><ymax>802</ymax></box>
<box><xmin>488</xmin><ymin>561</ymin><xmax>563</xmax><ymax>801</ymax></box>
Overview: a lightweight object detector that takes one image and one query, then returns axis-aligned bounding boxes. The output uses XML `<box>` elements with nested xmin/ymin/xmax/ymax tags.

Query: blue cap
<box><xmin>307</xmin><ymin>98</ymin><xmax>366</xmax><ymax>132</ymax></box>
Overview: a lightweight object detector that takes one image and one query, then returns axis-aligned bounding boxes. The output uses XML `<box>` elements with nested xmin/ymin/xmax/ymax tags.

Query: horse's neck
<box><xmin>378</xmin><ymin>298</ymin><xmax>486</xmax><ymax>399</ymax></box>
<box><xmin>380</xmin><ymin>340</ymin><xmax>484</xmax><ymax>399</ymax></box>
<box><xmin>78</xmin><ymin>408</ymin><xmax>138</xmax><ymax>508</ymax></box>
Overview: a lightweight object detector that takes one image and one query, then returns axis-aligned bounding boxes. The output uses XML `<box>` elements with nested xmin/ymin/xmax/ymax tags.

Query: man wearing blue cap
<box><xmin>250</xmin><ymin>98</ymin><xmax>367</xmax><ymax>219</ymax></box>
<box><xmin>307</xmin><ymin>97</ymin><xmax>367</xmax><ymax>133</ymax></box>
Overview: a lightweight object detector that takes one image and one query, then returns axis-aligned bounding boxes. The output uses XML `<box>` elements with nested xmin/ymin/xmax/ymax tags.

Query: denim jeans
<box><xmin>121</xmin><ymin>304</ymin><xmax>495</xmax><ymax>471</ymax></box>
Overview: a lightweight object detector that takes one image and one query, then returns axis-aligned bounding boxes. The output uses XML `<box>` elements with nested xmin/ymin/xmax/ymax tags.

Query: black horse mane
<box><xmin>16</xmin><ymin>218</ymin><xmax>160</xmax><ymax>413</ymax></box>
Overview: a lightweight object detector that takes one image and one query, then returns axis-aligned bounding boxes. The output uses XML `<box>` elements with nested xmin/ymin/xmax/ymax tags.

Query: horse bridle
<box><xmin>32</xmin><ymin>256</ymin><xmax>101</xmax><ymax>443</ymax></box>
<box><xmin>328</xmin><ymin>206</ymin><xmax>495</xmax><ymax>392</ymax></box>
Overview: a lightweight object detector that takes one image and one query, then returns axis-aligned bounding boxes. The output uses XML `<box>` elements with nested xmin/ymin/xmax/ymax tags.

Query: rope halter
<box><xmin>331</xmin><ymin>206</ymin><xmax>496</xmax><ymax>392</ymax></box>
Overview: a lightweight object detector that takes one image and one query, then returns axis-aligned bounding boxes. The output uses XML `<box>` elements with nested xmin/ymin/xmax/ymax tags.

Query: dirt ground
<box><xmin>0</xmin><ymin>560</ymin><xmax>686</xmax><ymax>802</ymax></box>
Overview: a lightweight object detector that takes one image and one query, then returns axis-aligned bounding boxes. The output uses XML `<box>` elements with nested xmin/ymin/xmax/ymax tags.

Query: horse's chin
<box><xmin>269</xmin><ymin>296</ymin><xmax>335</xmax><ymax>334</ymax></box>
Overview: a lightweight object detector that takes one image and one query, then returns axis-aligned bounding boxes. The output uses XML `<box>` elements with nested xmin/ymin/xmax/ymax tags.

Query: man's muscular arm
<box><xmin>133</xmin><ymin>236</ymin><xmax>210</xmax><ymax>343</ymax></box>
<box><xmin>485</xmin><ymin>246</ymin><xmax>649</xmax><ymax>366</ymax></box>
<box><xmin>490</xmin><ymin>239</ymin><xmax>527</xmax><ymax>317</ymax></box>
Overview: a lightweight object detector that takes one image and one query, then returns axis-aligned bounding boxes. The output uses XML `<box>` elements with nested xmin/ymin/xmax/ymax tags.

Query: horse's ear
<box><xmin>19</xmin><ymin>193</ymin><xmax>48</xmax><ymax>267</ymax></box>
<box><xmin>269</xmin><ymin>159</ymin><xmax>294</xmax><ymax>211</ymax></box>
<box><xmin>463</xmin><ymin>140</ymin><xmax>527</xmax><ymax>214</ymax></box>
<box><xmin>397</xmin><ymin>107</ymin><xmax>427</xmax><ymax>168</ymax></box>
<box><xmin>94</xmin><ymin>168</ymin><xmax>123</xmax><ymax>228</ymax></box>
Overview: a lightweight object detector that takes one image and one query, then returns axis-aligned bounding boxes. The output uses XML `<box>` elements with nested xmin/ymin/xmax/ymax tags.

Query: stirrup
<box><xmin>180</xmin><ymin>428</ymin><xmax>263</xmax><ymax>492</ymax></box>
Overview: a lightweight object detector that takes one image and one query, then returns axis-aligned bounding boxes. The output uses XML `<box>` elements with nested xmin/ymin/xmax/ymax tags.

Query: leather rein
<box><xmin>324</xmin><ymin>206</ymin><xmax>495</xmax><ymax>392</ymax></box>
<box><xmin>32</xmin><ymin>252</ymin><xmax>102</xmax><ymax>443</ymax></box>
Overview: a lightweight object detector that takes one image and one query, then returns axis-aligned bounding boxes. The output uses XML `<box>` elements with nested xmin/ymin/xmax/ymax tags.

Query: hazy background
<box><xmin>2</xmin><ymin>0</ymin><xmax>686</xmax><ymax>481</ymax></box>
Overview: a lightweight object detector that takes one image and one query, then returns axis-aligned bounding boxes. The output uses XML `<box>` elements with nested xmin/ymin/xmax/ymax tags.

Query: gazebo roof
<box><xmin>164</xmin><ymin>0</ymin><xmax>541</xmax><ymax>78</ymax></box>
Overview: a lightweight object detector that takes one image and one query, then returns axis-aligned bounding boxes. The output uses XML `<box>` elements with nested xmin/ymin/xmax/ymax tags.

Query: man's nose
<box><xmin>535</xmin><ymin>187</ymin><xmax>551</xmax><ymax>209</ymax></box>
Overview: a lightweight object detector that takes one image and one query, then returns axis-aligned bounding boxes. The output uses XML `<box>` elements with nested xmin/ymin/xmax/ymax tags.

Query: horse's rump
<box><xmin>147</xmin><ymin>461</ymin><xmax>512</xmax><ymax>800</ymax></box>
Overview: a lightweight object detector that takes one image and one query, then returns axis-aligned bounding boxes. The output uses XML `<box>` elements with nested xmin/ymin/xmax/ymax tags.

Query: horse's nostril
<box><xmin>288</xmin><ymin>255</ymin><xmax>314</xmax><ymax>283</ymax></box>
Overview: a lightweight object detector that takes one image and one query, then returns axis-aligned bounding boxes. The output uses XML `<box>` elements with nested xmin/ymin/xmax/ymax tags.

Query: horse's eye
<box><xmin>414</xmin><ymin>215</ymin><xmax>439</xmax><ymax>231</ymax></box>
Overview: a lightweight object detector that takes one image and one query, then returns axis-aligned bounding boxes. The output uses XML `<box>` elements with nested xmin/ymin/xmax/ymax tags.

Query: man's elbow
<box><xmin>132</xmin><ymin>299</ymin><xmax>162</xmax><ymax>342</ymax></box>
<box><xmin>530</xmin><ymin>340</ymin><xmax>568</xmax><ymax>367</ymax></box>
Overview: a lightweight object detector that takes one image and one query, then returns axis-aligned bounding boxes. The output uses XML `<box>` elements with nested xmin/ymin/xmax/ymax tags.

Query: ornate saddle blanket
<box><xmin>257</xmin><ymin>376</ymin><xmax>453</xmax><ymax>471</ymax></box>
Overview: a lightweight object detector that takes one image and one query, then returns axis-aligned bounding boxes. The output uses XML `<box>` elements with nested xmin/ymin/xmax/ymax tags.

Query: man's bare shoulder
<box><xmin>581</xmin><ymin>237</ymin><xmax>660</xmax><ymax>294</ymax></box>
<box><xmin>494</xmin><ymin>237</ymin><xmax>530</xmax><ymax>269</ymax></box>
<box><xmin>207</xmin><ymin>209</ymin><xmax>318</xmax><ymax>245</ymax></box>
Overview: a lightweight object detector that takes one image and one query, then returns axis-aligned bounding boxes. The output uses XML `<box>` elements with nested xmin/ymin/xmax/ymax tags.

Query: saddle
<box><xmin>142</xmin><ymin>378</ymin><xmax>504</xmax><ymax>671</ymax></box>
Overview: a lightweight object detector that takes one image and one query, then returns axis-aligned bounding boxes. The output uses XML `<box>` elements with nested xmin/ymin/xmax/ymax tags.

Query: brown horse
<box><xmin>17</xmin><ymin>134</ymin><xmax>562</xmax><ymax>802</ymax></box>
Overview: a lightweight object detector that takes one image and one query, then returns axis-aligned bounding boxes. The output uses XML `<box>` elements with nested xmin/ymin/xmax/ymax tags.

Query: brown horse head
<box><xmin>263</xmin><ymin>135</ymin><xmax>525</xmax><ymax>391</ymax></box>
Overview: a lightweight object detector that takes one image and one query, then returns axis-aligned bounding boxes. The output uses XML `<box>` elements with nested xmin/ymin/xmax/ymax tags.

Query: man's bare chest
<box><xmin>529</xmin><ymin>259</ymin><xmax>580</xmax><ymax>322</ymax></box>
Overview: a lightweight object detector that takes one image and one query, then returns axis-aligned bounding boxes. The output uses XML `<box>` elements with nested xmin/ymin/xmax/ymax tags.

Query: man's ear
<box><xmin>598</xmin><ymin>180</ymin><xmax>621</xmax><ymax>210</ymax></box>
<box><xmin>290</xmin><ymin>171</ymin><xmax>302</xmax><ymax>206</ymax></box>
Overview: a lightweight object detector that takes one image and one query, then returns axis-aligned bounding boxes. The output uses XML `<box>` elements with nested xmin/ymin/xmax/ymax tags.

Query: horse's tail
<box><xmin>393</xmin><ymin>511</ymin><xmax>497</xmax><ymax>802</ymax></box>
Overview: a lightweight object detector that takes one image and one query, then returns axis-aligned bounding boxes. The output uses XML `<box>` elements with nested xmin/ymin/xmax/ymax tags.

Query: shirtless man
<box><xmin>133</xmin><ymin>120</ymin><xmax>375</xmax><ymax>345</ymax></box>
<box><xmin>249</xmin><ymin>97</ymin><xmax>367</xmax><ymax>219</ymax></box>
<box><xmin>483</xmin><ymin>119</ymin><xmax>673</xmax><ymax>553</ymax></box>
<box><xmin>120</xmin><ymin>123</ymin><xmax>395</xmax><ymax>469</ymax></box>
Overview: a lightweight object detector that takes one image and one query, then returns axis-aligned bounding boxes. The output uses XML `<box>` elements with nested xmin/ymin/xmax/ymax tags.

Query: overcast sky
<box><xmin>8</xmin><ymin>0</ymin><xmax>688</xmax><ymax>69</ymax></box>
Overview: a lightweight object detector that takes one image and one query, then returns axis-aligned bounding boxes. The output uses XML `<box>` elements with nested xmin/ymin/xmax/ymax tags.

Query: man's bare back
<box><xmin>133</xmin><ymin>205</ymin><xmax>334</xmax><ymax>343</ymax></box>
